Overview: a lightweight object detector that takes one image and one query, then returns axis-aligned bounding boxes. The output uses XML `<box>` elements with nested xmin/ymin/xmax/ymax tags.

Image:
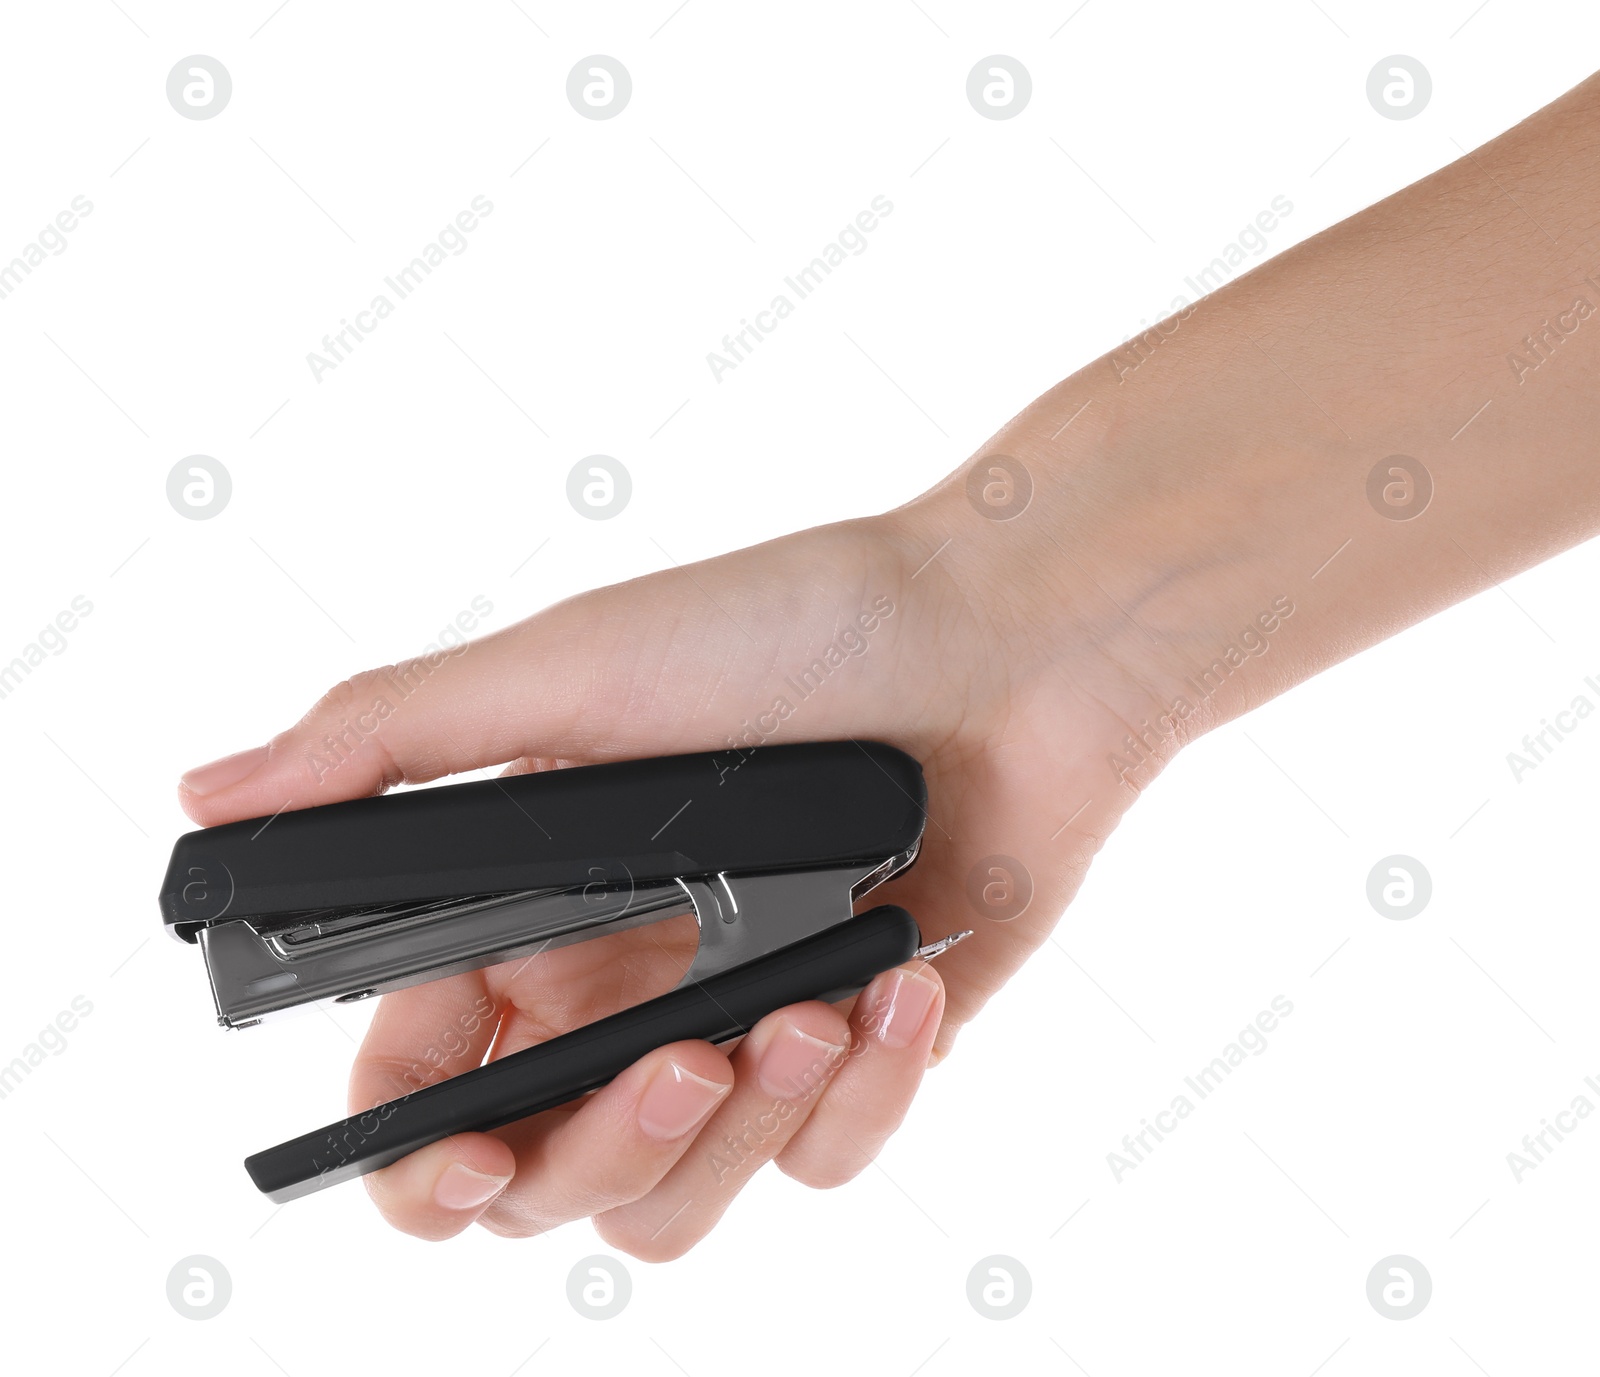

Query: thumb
<box><xmin>176</xmin><ymin>589</ymin><xmax>658</xmax><ymax>827</ymax></box>
<box><xmin>175</xmin><ymin>523</ymin><xmax>914</xmax><ymax>829</ymax></box>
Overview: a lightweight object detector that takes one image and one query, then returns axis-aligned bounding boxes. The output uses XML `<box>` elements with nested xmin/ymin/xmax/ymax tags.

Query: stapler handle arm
<box><xmin>244</xmin><ymin>904</ymin><xmax>921</xmax><ymax>1203</ymax></box>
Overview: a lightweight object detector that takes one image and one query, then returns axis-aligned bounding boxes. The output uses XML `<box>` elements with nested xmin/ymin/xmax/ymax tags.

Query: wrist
<box><xmin>883</xmin><ymin>411</ymin><xmax>1213</xmax><ymax>796</ymax></box>
<box><xmin>893</xmin><ymin>325</ymin><xmax>1340</xmax><ymax>772</ymax></box>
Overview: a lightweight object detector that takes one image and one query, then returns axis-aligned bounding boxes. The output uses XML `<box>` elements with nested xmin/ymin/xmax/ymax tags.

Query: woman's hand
<box><xmin>176</xmin><ymin>64</ymin><xmax>1600</xmax><ymax>1259</ymax></box>
<box><xmin>176</xmin><ymin>495</ymin><xmax>1173</xmax><ymax>1257</ymax></box>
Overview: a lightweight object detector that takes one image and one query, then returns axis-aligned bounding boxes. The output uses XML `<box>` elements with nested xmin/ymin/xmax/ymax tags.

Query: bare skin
<box><xmin>180</xmin><ymin>71</ymin><xmax>1600</xmax><ymax>1257</ymax></box>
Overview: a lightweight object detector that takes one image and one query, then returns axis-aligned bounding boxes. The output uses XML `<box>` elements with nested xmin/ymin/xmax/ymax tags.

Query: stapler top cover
<box><xmin>159</xmin><ymin>741</ymin><xmax>926</xmax><ymax>940</ymax></box>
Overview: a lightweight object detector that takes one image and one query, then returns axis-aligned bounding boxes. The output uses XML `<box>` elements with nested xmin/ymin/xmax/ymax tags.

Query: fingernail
<box><xmin>433</xmin><ymin>1162</ymin><xmax>511</xmax><ymax>1211</ymax></box>
<box><xmin>875</xmin><ymin>968</ymin><xmax>939</xmax><ymax>1049</ymax></box>
<box><xmin>637</xmin><ymin>1059</ymin><xmax>730</xmax><ymax>1141</ymax></box>
<box><xmin>180</xmin><ymin>745</ymin><xmax>270</xmax><ymax>796</ymax></box>
<box><xmin>757</xmin><ymin>1022</ymin><xmax>847</xmax><ymax>1101</ymax></box>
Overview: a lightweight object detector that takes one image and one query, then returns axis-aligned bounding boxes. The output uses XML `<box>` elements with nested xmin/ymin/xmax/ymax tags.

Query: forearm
<box><xmin>903</xmin><ymin>69</ymin><xmax>1600</xmax><ymax>769</ymax></box>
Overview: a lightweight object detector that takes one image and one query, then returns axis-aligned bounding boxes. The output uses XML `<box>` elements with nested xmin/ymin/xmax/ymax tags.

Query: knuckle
<box><xmin>286</xmin><ymin>665</ymin><xmax>409</xmax><ymax>791</ymax></box>
<box><xmin>349</xmin><ymin>1051</ymin><xmax>438</xmax><ymax>1105</ymax></box>
<box><xmin>590</xmin><ymin>1214</ymin><xmax>644</xmax><ymax>1257</ymax></box>
<box><xmin>371</xmin><ymin>1199</ymin><xmax>460</xmax><ymax>1243</ymax></box>
<box><xmin>308</xmin><ymin>667</ymin><xmax>391</xmax><ymax>723</ymax></box>
<box><xmin>550</xmin><ymin>1177</ymin><xmax>624</xmax><ymax>1223</ymax></box>
<box><xmin>477</xmin><ymin>1180</ymin><xmax>615</xmax><ymax>1239</ymax></box>
<box><xmin>776</xmin><ymin>1145</ymin><xmax>868</xmax><ymax>1191</ymax></box>
<box><xmin>593</xmin><ymin>1210</ymin><xmax>696</xmax><ymax>1263</ymax></box>
<box><xmin>476</xmin><ymin>1202</ymin><xmax>547</xmax><ymax>1239</ymax></box>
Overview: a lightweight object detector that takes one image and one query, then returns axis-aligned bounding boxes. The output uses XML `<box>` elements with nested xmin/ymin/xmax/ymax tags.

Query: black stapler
<box><xmin>159</xmin><ymin>741</ymin><xmax>965</xmax><ymax>1203</ymax></box>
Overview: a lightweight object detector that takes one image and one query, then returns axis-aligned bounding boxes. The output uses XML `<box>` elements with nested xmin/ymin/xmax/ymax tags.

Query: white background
<box><xmin>1</xmin><ymin>1</ymin><xmax>1597</xmax><ymax>1373</ymax></box>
